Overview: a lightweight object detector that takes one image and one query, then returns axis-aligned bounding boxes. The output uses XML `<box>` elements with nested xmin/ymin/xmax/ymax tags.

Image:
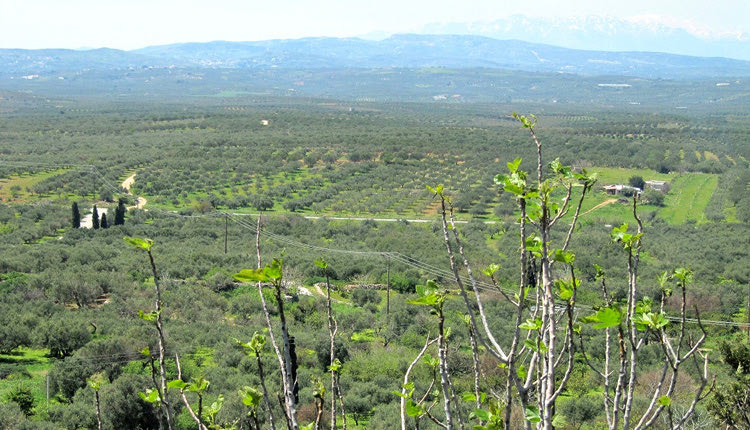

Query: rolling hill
<box><xmin>1</xmin><ymin>34</ymin><xmax>749</xmax><ymax>80</ymax></box>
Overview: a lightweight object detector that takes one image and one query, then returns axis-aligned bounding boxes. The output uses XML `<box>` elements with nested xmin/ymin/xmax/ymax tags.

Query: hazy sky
<box><xmin>1</xmin><ymin>0</ymin><xmax>748</xmax><ymax>50</ymax></box>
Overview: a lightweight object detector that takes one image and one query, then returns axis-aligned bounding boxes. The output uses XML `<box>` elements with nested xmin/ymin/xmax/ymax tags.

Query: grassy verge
<box><xmin>0</xmin><ymin>347</ymin><xmax>53</xmax><ymax>415</ymax></box>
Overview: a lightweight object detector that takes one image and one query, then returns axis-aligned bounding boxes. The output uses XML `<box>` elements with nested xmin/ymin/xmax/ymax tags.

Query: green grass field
<box><xmin>0</xmin><ymin>348</ymin><xmax>53</xmax><ymax>415</ymax></box>
<box><xmin>0</xmin><ymin>168</ymin><xmax>69</xmax><ymax>202</ymax></box>
<box><xmin>659</xmin><ymin>173</ymin><xmax>718</xmax><ymax>224</ymax></box>
<box><xmin>1</xmin><ymin>162</ymin><xmax>719</xmax><ymax>227</ymax></box>
<box><xmin>561</xmin><ymin>169</ymin><xmax>718</xmax><ymax>226</ymax></box>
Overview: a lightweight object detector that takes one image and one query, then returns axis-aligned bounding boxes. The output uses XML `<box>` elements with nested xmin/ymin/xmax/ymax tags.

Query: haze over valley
<box><xmin>3</xmin><ymin>2</ymin><xmax>750</xmax><ymax>429</ymax></box>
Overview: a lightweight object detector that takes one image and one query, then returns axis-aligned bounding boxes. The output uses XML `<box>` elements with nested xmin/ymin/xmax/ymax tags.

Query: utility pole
<box><xmin>386</xmin><ymin>254</ymin><xmax>391</xmax><ymax>315</ymax></box>
<box><xmin>224</xmin><ymin>213</ymin><xmax>228</xmax><ymax>254</ymax></box>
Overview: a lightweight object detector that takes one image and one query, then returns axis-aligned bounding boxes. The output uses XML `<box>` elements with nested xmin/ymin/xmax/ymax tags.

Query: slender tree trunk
<box><xmin>314</xmin><ymin>396</ymin><xmax>323</xmax><ymax>430</ymax></box>
<box><xmin>255</xmin><ymin>215</ymin><xmax>296</xmax><ymax>429</ymax></box>
<box><xmin>467</xmin><ymin>322</ymin><xmax>482</xmax><ymax>411</ymax></box>
<box><xmin>95</xmin><ymin>390</ymin><xmax>102</xmax><ymax>430</ymax></box>
<box><xmin>437</xmin><ymin>311</ymin><xmax>453</xmax><ymax>429</ymax></box>
<box><xmin>401</xmin><ymin>338</ymin><xmax>437</xmax><ymax>430</ymax></box>
<box><xmin>276</xmin><ymin>285</ymin><xmax>299</xmax><ymax>430</ymax></box>
<box><xmin>254</xmin><ymin>348</ymin><xmax>278</xmax><ymax>430</ymax></box>
<box><xmin>148</xmin><ymin>250</ymin><xmax>174</xmax><ymax>430</ymax></box>
<box><xmin>335</xmin><ymin>372</ymin><xmax>348</xmax><ymax>430</ymax></box>
<box><xmin>326</xmin><ymin>271</ymin><xmax>337</xmax><ymax>430</ymax></box>
<box><xmin>174</xmin><ymin>354</ymin><xmax>208</xmax><ymax>430</ymax></box>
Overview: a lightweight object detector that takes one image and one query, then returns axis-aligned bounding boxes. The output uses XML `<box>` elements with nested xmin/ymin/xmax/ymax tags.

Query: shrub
<box><xmin>628</xmin><ymin>175</ymin><xmax>645</xmax><ymax>190</ymax></box>
<box><xmin>352</xmin><ymin>288</ymin><xmax>381</xmax><ymax>307</ymax></box>
<box><xmin>7</xmin><ymin>386</ymin><xmax>35</xmax><ymax>416</ymax></box>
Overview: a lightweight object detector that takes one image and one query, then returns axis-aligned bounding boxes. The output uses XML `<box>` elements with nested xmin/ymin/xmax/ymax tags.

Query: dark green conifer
<box><xmin>114</xmin><ymin>198</ymin><xmax>126</xmax><ymax>225</ymax></box>
<box><xmin>71</xmin><ymin>202</ymin><xmax>81</xmax><ymax>228</ymax></box>
<box><xmin>92</xmin><ymin>205</ymin><xmax>100</xmax><ymax>229</ymax></box>
<box><xmin>100</xmin><ymin>213</ymin><xmax>108</xmax><ymax>229</ymax></box>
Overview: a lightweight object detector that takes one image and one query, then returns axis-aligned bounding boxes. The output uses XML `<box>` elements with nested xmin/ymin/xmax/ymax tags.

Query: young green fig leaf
<box><xmin>593</xmin><ymin>306</ymin><xmax>622</xmax><ymax>329</ymax></box>
<box><xmin>507</xmin><ymin>158</ymin><xmax>522</xmax><ymax>173</ymax></box>
<box><xmin>406</xmin><ymin>399</ymin><xmax>424</xmax><ymax>417</ymax></box>
<box><xmin>167</xmin><ymin>380</ymin><xmax>188</xmax><ymax>390</ymax></box>
<box><xmin>473</xmin><ymin>408</ymin><xmax>491</xmax><ymax>421</ymax></box>
<box><xmin>233</xmin><ymin>268</ymin><xmax>268</xmax><ymax>283</ymax></box>
<box><xmin>124</xmin><ymin>236</ymin><xmax>153</xmax><ymax>251</ymax></box>
<box><xmin>482</xmin><ymin>263</ymin><xmax>501</xmax><ymax>278</ymax></box>
<box><xmin>239</xmin><ymin>386</ymin><xmax>263</xmax><ymax>408</ymax></box>
<box><xmin>518</xmin><ymin>318</ymin><xmax>542</xmax><ymax>330</ymax></box>
<box><xmin>524</xmin><ymin>405</ymin><xmax>542</xmax><ymax>423</ymax></box>
<box><xmin>657</xmin><ymin>396</ymin><xmax>672</xmax><ymax>407</ymax></box>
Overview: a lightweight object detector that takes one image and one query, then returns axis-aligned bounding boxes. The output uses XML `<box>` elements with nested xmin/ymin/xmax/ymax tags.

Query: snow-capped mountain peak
<box><xmin>420</xmin><ymin>14</ymin><xmax>750</xmax><ymax>60</ymax></box>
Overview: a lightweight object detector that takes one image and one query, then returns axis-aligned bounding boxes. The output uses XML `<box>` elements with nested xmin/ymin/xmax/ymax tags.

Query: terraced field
<box><xmin>660</xmin><ymin>173</ymin><xmax>718</xmax><ymax>224</ymax></box>
<box><xmin>0</xmin><ymin>168</ymin><xmax>69</xmax><ymax>202</ymax></box>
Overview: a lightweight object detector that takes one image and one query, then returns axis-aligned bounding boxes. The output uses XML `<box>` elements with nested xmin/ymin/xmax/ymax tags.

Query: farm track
<box><xmin>581</xmin><ymin>198</ymin><xmax>618</xmax><ymax>217</ymax></box>
<box><xmin>121</xmin><ymin>173</ymin><xmax>147</xmax><ymax>209</ymax></box>
<box><xmin>313</xmin><ymin>284</ymin><xmax>349</xmax><ymax>305</ymax></box>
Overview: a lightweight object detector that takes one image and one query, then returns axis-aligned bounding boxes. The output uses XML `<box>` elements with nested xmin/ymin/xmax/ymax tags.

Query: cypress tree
<box><xmin>114</xmin><ymin>198</ymin><xmax>126</xmax><ymax>226</ymax></box>
<box><xmin>72</xmin><ymin>202</ymin><xmax>81</xmax><ymax>228</ymax></box>
<box><xmin>92</xmin><ymin>205</ymin><xmax>100</xmax><ymax>229</ymax></box>
<box><xmin>100</xmin><ymin>213</ymin><xmax>109</xmax><ymax>229</ymax></box>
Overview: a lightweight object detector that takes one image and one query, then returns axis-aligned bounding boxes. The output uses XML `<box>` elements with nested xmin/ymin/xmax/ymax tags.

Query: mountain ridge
<box><xmin>1</xmin><ymin>34</ymin><xmax>749</xmax><ymax>80</ymax></box>
<box><xmin>420</xmin><ymin>15</ymin><xmax>750</xmax><ymax>61</ymax></box>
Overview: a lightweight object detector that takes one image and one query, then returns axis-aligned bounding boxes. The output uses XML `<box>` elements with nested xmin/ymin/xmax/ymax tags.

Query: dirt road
<box><xmin>581</xmin><ymin>198</ymin><xmax>617</xmax><ymax>217</ymax></box>
<box><xmin>120</xmin><ymin>173</ymin><xmax>147</xmax><ymax>209</ymax></box>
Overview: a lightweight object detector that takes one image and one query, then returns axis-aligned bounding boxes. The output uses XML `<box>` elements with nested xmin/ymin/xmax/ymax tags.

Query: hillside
<box><xmin>2</xmin><ymin>32</ymin><xmax>750</xmax><ymax>430</ymax></box>
<box><xmin>1</xmin><ymin>35</ymin><xmax>750</xmax><ymax>80</ymax></box>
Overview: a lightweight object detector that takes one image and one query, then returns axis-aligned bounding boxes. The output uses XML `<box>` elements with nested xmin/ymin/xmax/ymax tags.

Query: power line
<box><xmin>3</xmin><ymin>161</ymin><xmax>748</xmax><ymax>329</ymax></box>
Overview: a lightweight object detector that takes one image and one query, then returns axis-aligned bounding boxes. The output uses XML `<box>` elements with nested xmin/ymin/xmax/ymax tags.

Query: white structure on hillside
<box><xmin>645</xmin><ymin>180</ymin><xmax>670</xmax><ymax>193</ymax></box>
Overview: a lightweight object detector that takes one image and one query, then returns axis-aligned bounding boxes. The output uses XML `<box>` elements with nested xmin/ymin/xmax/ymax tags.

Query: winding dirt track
<box><xmin>120</xmin><ymin>173</ymin><xmax>147</xmax><ymax>209</ymax></box>
<box><xmin>581</xmin><ymin>198</ymin><xmax>617</xmax><ymax>217</ymax></box>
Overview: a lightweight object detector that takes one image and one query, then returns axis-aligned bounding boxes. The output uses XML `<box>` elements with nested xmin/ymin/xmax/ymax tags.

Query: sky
<box><xmin>1</xmin><ymin>0</ymin><xmax>748</xmax><ymax>50</ymax></box>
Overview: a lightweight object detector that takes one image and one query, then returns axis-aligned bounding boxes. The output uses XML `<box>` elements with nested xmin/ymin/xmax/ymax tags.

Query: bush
<box><xmin>37</xmin><ymin>316</ymin><xmax>92</xmax><ymax>359</ymax></box>
<box><xmin>7</xmin><ymin>386</ymin><xmax>35</xmax><ymax>416</ymax></box>
<box><xmin>0</xmin><ymin>311</ymin><xmax>31</xmax><ymax>354</ymax></box>
<box><xmin>314</xmin><ymin>336</ymin><xmax>350</xmax><ymax>371</ymax></box>
<box><xmin>203</xmin><ymin>268</ymin><xmax>236</xmax><ymax>292</ymax></box>
<box><xmin>0</xmin><ymin>403</ymin><xmax>27</xmax><ymax>428</ymax></box>
<box><xmin>303</xmin><ymin>276</ymin><xmax>327</xmax><ymax>286</ymax></box>
<box><xmin>628</xmin><ymin>175</ymin><xmax>645</xmax><ymax>190</ymax></box>
<box><xmin>352</xmin><ymin>288</ymin><xmax>381</xmax><ymax>307</ymax></box>
<box><xmin>100</xmin><ymin>373</ymin><xmax>160</xmax><ymax>429</ymax></box>
<box><xmin>48</xmin><ymin>388</ymin><xmax>97</xmax><ymax>430</ymax></box>
<box><xmin>386</xmin><ymin>272</ymin><xmax>417</xmax><ymax>294</ymax></box>
<box><xmin>559</xmin><ymin>394</ymin><xmax>602</xmax><ymax>428</ymax></box>
<box><xmin>643</xmin><ymin>189</ymin><xmax>665</xmax><ymax>207</ymax></box>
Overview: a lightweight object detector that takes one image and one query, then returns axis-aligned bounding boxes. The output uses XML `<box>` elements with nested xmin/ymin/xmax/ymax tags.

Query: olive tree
<box><xmin>426</xmin><ymin>113</ymin><xmax>709</xmax><ymax>430</ymax></box>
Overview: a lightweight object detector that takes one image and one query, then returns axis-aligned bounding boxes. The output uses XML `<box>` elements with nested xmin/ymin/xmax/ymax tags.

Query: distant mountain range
<box><xmin>420</xmin><ymin>15</ymin><xmax>750</xmax><ymax>61</ymax></box>
<box><xmin>1</xmin><ymin>34</ymin><xmax>750</xmax><ymax>81</ymax></box>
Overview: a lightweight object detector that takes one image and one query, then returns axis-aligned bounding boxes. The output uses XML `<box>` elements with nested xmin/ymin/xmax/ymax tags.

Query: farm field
<box><xmin>2</xmin><ymin>95</ymin><xmax>750</xmax><ymax>429</ymax></box>
<box><xmin>0</xmin><ymin>348</ymin><xmax>52</xmax><ymax>416</ymax></box>
<box><xmin>0</xmin><ymin>169</ymin><xmax>70</xmax><ymax>201</ymax></box>
<box><xmin>659</xmin><ymin>173</ymin><xmax>719</xmax><ymax>224</ymax></box>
